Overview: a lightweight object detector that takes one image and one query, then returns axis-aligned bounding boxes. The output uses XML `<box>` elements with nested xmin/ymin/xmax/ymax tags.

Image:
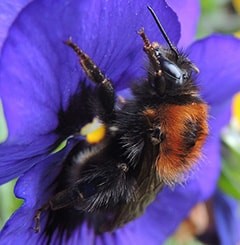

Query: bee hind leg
<box><xmin>33</xmin><ymin>203</ymin><xmax>50</xmax><ymax>233</ymax></box>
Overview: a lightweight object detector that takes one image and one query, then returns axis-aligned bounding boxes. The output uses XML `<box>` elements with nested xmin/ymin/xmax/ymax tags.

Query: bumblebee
<box><xmin>34</xmin><ymin>6</ymin><xmax>208</xmax><ymax>235</ymax></box>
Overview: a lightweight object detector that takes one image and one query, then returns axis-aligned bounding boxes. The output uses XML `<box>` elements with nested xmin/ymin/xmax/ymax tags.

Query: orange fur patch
<box><xmin>144</xmin><ymin>103</ymin><xmax>208</xmax><ymax>185</ymax></box>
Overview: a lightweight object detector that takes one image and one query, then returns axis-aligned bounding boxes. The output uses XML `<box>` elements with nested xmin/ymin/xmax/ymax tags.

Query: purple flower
<box><xmin>0</xmin><ymin>0</ymin><xmax>240</xmax><ymax>244</ymax></box>
<box><xmin>213</xmin><ymin>190</ymin><xmax>240</xmax><ymax>245</ymax></box>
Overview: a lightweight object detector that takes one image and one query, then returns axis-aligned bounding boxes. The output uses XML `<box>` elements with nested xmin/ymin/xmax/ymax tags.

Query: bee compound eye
<box><xmin>161</xmin><ymin>60</ymin><xmax>185</xmax><ymax>85</ymax></box>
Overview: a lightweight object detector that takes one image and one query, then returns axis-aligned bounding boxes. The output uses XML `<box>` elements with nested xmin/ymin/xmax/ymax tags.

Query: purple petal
<box><xmin>0</xmin><ymin>0</ymin><xmax>180</xmax><ymax>184</ymax></box>
<box><xmin>214</xmin><ymin>190</ymin><xmax>240</xmax><ymax>245</ymax></box>
<box><xmin>209</xmin><ymin>100</ymin><xmax>232</xmax><ymax>138</ymax></box>
<box><xmin>0</xmin><ymin>139</ymin><xmax>78</xmax><ymax>244</ymax></box>
<box><xmin>187</xmin><ymin>34</ymin><xmax>240</xmax><ymax>106</ymax></box>
<box><xmin>167</xmin><ymin>0</ymin><xmax>200</xmax><ymax>47</ymax></box>
<box><xmin>0</xmin><ymin>1</ymin><xmax>32</xmax><ymax>50</ymax></box>
<box><xmin>0</xmin><ymin>156</ymin><xmax>62</xmax><ymax>244</ymax></box>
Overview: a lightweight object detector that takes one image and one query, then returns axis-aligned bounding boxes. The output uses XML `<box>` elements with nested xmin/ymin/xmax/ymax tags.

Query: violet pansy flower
<box><xmin>1</xmin><ymin>0</ymin><xmax>240</xmax><ymax>244</ymax></box>
<box><xmin>213</xmin><ymin>190</ymin><xmax>240</xmax><ymax>245</ymax></box>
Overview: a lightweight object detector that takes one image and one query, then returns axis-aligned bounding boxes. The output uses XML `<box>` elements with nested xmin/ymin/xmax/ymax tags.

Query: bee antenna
<box><xmin>147</xmin><ymin>5</ymin><xmax>179</xmax><ymax>59</ymax></box>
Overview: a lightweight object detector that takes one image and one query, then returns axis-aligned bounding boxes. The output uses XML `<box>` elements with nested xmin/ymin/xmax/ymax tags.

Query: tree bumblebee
<box><xmin>34</xmin><ymin>6</ymin><xmax>208</xmax><ymax>236</ymax></box>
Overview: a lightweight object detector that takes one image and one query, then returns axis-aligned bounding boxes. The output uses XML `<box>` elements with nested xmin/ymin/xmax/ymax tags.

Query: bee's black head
<box><xmin>143</xmin><ymin>6</ymin><xmax>200</xmax><ymax>99</ymax></box>
<box><xmin>149</xmin><ymin>44</ymin><xmax>199</xmax><ymax>97</ymax></box>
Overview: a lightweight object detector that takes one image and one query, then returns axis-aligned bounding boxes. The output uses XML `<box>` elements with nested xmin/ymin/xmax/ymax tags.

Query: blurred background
<box><xmin>0</xmin><ymin>0</ymin><xmax>240</xmax><ymax>244</ymax></box>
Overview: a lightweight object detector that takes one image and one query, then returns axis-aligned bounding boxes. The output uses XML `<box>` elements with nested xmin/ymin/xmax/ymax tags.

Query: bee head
<box><xmin>144</xmin><ymin>6</ymin><xmax>200</xmax><ymax>98</ymax></box>
<box><xmin>150</xmin><ymin>43</ymin><xmax>199</xmax><ymax>97</ymax></box>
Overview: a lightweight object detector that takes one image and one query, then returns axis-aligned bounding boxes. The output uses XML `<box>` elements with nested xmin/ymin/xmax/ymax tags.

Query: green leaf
<box><xmin>0</xmin><ymin>99</ymin><xmax>8</xmax><ymax>143</ymax></box>
<box><xmin>218</xmin><ymin>132</ymin><xmax>240</xmax><ymax>199</ymax></box>
<box><xmin>51</xmin><ymin>139</ymin><xmax>67</xmax><ymax>154</ymax></box>
<box><xmin>0</xmin><ymin>179</ymin><xmax>23</xmax><ymax>229</ymax></box>
<box><xmin>201</xmin><ymin>0</ymin><xmax>218</xmax><ymax>13</ymax></box>
<box><xmin>165</xmin><ymin>237</ymin><xmax>204</xmax><ymax>245</ymax></box>
<box><xmin>218</xmin><ymin>159</ymin><xmax>240</xmax><ymax>199</ymax></box>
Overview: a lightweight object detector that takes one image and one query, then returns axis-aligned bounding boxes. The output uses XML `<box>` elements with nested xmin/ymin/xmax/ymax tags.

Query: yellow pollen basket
<box><xmin>80</xmin><ymin>118</ymin><xmax>106</xmax><ymax>144</ymax></box>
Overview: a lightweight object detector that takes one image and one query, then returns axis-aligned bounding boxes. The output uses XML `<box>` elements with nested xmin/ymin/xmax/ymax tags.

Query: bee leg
<box><xmin>34</xmin><ymin>203</ymin><xmax>50</xmax><ymax>233</ymax></box>
<box><xmin>138</xmin><ymin>29</ymin><xmax>166</xmax><ymax>94</ymax></box>
<box><xmin>65</xmin><ymin>38</ymin><xmax>115</xmax><ymax>119</ymax></box>
<box><xmin>33</xmin><ymin>185</ymin><xmax>84</xmax><ymax>233</ymax></box>
<box><xmin>138</xmin><ymin>28</ymin><xmax>161</xmax><ymax>72</ymax></box>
